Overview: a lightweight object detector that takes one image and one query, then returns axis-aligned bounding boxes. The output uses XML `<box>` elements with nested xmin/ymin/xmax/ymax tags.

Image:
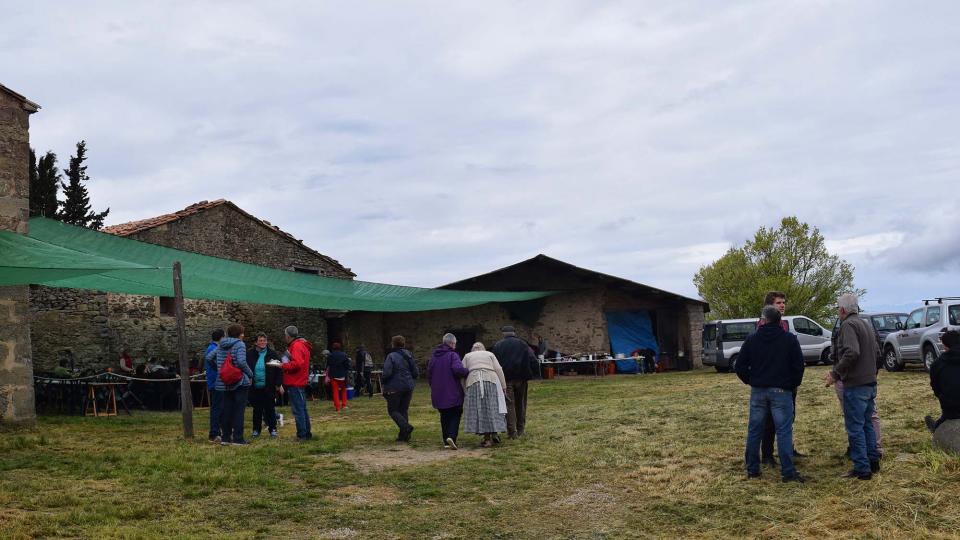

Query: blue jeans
<box><xmin>208</xmin><ymin>389</ymin><xmax>223</xmax><ymax>438</ymax></box>
<box><xmin>843</xmin><ymin>384</ymin><xmax>880</xmax><ymax>474</ymax></box>
<box><xmin>745</xmin><ymin>387</ymin><xmax>797</xmax><ymax>478</ymax></box>
<box><xmin>286</xmin><ymin>386</ymin><xmax>312</xmax><ymax>439</ymax></box>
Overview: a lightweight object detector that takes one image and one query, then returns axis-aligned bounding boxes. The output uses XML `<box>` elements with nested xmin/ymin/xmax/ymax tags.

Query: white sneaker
<box><xmin>445</xmin><ymin>437</ymin><xmax>458</xmax><ymax>450</ymax></box>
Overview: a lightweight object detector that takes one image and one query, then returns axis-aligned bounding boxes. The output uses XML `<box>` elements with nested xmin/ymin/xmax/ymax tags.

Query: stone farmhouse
<box><xmin>29</xmin><ymin>199</ymin><xmax>354</xmax><ymax>373</ymax></box>
<box><xmin>355</xmin><ymin>255</ymin><xmax>708</xmax><ymax>370</ymax></box>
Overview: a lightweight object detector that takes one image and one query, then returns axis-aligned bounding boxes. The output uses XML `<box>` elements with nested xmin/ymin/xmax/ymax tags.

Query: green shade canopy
<box><xmin>0</xmin><ymin>218</ymin><xmax>551</xmax><ymax>312</ymax></box>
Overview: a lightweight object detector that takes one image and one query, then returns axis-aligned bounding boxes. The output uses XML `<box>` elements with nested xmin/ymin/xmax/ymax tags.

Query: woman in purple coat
<box><xmin>427</xmin><ymin>333</ymin><xmax>469</xmax><ymax>449</ymax></box>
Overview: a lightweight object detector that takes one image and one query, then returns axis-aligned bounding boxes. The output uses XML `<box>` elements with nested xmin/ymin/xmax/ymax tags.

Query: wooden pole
<box><xmin>173</xmin><ymin>261</ymin><xmax>194</xmax><ymax>439</ymax></box>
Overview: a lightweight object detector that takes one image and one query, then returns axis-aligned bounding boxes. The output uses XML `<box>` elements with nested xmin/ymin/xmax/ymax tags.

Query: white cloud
<box><xmin>2</xmin><ymin>1</ymin><xmax>958</xmax><ymax>312</ymax></box>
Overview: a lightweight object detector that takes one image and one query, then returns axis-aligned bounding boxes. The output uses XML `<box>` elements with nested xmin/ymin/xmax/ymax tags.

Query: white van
<box><xmin>702</xmin><ymin>315</ymin><xmax>832</xmax><ymax>372</ymax></box>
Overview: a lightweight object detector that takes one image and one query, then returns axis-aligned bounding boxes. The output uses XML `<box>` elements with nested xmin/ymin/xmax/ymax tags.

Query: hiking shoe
<box><xmin>870</xmin><ymin>460</ymin><xmax>881</xmax><ymax>473</ymax></box>
<box><xmin>446</xmin><ymin>437</ymin><xmax>458</xmax><ymax>450</ymax></box>
<box><xmin>269</xmin><ymin>430</ymin><xmax>279</xmax><ymax>438</ymax></box>
<box><xmin>782</xmin><ymin>474</ymin><xmax>806</xmax><ymax>483</ymax></box>
<box><xmin>251</xmin><ymin>431</ymin><xmax>261</xmax><ymax>438</ymax></box>
<box><xmin>842</xmin><ymin>470</ymin><xmax>872</xmax><ymax>480</ymax></box>
<box><xmin>925</xmin><ymin>415</ymin><xmax>937</xmax><ymax>433</ymax></box>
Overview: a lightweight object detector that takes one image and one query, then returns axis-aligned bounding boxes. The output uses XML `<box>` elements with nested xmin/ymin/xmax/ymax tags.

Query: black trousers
<box><xmin>439</xmin><ymin>405</ymin><xmax>462</xmax><ymax>444</ymax></box>
<box><xmin>249</xmin><ymin>387</ymin><xmax>277</xmax><ymax>433</ymax></box>
<box><xmin>762</xmin><ymin>388</ymin><xmax>798</xmax><ymax>459</ymax></box>
<box><xmin>385</xmin><ymin>390</ymin><xmax>413</xmax><ymax>437</ymax></box>
<box><xmin>363</xmin><ymin>367</ymin><xmax>373</xmax><ymax>397</ymax></box>
<box><xmin>220</xmin><ymin>386</ymin><xmax>249</xmax><ymax>443</ymax></box>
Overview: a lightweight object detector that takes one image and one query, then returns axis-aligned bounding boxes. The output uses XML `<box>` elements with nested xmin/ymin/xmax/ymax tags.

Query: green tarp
<box><xmin>0</xmin><ymin>218</ymin><xmax>551</xmax><ymax>312</ymax></box>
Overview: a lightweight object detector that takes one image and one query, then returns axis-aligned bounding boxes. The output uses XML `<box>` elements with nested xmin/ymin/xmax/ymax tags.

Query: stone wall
<box><xmin>0</xmin><ymin>88</ymin><xmax>36</xmax><ymax>423</ymax></box>
<box><xmin>129</xmin><ymin>204</ymin><xmax>352</xmax><ymax>277</ymax></box>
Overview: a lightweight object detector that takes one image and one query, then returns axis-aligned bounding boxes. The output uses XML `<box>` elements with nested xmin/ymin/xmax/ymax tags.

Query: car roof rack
<box><xmin>922</xmin><ymin>297</ymin><xmax>960</xmax><ymax>305</ymax></box>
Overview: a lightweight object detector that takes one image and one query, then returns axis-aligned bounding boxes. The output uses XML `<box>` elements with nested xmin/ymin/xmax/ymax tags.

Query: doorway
<box><xmin>446</xmin><ymin>329</ymin><xmax>477</xmax><ymax>360</ymax></box>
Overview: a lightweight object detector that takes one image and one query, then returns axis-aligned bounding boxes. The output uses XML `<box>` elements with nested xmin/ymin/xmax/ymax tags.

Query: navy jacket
<box><xmin>382</xmin><ymin>348</ymin><xmax>419</xmax><ymax>393</ymax></box>
<box><xmin>326</xmin><ymin>350</ymin><xmax>351</xmax><ymax>379</ymax></box>
<box><xmin>931</xmin><ymin>349</ymin><xmax>960</xmax><ymax>419</ymax></box>
<box><xmin>736</xmin><ymin>323</ymin><xmax>804</xmax><ymax>390</ymax></box>
<box><xmin>491</xmin><ymin>336</ymin><xmax>538</xmax><ymax>381</ymax></box>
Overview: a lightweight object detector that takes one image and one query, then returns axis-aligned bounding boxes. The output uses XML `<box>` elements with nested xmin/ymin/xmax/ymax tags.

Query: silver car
<box><xmin>702</xmin><ymin>315</ymin><xmax>832</xmax><ymax>372</ymax></box>
<box><xmin>882</xmin><ymin>297</ymin><xmax>960</xmax><ymax>372</ymax></box>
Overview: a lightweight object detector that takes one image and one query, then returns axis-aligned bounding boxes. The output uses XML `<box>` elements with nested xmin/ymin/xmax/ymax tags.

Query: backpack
<box><xmin>219</xmin><ymin>351</ymin><xmax>243</xmax><ymax>386</ymax></box>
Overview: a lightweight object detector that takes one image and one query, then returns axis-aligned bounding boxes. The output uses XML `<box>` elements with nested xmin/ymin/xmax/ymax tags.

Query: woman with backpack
<box><xmin>215</xmin><ymin>323</ymin><xmax>254</xmax><ymax>445</ymax></box>
<box><xmin>382</xmin><ymin>335</ymin><xmax>418</xmax><ymax>442</ymax></box>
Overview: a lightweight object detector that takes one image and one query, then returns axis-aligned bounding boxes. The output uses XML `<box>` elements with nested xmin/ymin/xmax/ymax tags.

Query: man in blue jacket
<box><xmin>737</xmin><ymin>306</ymin><xmax>806</xmax><ymax>482</ymax></box>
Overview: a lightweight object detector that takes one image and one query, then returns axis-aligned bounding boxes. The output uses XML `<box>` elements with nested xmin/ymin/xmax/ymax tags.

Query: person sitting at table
<box><xmin>119</xmin><ymin>349</ymin><xmax>134</xmax><ymax>373</ymax></box>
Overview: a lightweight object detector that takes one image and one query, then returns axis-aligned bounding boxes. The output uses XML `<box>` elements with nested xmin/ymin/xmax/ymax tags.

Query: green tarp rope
<box><xmin>0</xmin><ymin>218</ymin><xmax>551</xmax><ymax>312</ymax></box>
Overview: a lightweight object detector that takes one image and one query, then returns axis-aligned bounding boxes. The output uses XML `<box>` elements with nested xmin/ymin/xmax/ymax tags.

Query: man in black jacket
<box><xmin>491</xmin><ymin>325</ymin><xmax>539</xmax><ymax>439</ymax></box>
<box><xmin>736</xmin><ymin>306</ymin><xmax>805</xmax><ymax>482</ymax></box>
<box><xmin>926</xmin><ymin>330</ymin><xmax>960</xmax><ymax>432</ymax></box>
<box><xmin>247</xmin><ymin>333</ymin><xmax>283</xmax><ymax>438</ymax></box>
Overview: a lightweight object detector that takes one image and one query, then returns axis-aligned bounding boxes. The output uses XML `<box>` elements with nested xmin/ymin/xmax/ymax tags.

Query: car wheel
<box><xmin>924</xmin><ymin>346</ymin><xmax>939</xmax><ymax>372</ymax></box>
<box><xmin>729</xmin><ymin>354</ymin><xmax>738</xmax><ymax>372</ymax></box>
<box><xmin>820</xmin><ymin>348</ymin><xmax>832</xmax><ymax>365</ymax></box>
<box><xmin>883</xmin><ymin>348</ymin><xmax>903</xmax><ymax>372</ymax></box>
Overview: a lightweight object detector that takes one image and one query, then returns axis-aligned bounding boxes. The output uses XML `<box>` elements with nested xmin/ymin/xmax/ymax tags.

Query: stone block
<box><xmin>933</xmin><ymin>419</ymin><xmax>960</xmax><ymax>454</ymax></box>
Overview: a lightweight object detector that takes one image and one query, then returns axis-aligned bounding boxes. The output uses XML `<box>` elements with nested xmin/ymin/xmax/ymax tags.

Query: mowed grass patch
<box><xmin>1</xmin><ymin>366</ymin><xmax>958</xmax><ymax>538</ymax></box>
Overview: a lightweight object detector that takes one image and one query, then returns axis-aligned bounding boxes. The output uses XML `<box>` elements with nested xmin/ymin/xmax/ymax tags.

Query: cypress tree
<box><xmin>31</xmin><ymin>150</ymin><xmax>62</xmax><ymax>218</ymax></box>
<box><xmin>59</xmin><ymin>140</ymin><xmax>109</xmax><ymax>229</ymax></box>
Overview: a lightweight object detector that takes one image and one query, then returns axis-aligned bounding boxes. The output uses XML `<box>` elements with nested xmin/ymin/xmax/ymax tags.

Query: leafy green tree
<box><xmin>693</xmin><ymin>217</ymin><xmax>863</xmax><ymax>324</ymax></box>
<box><xmin>59</xmin><ymin>140</ymin><xmax>109</xmax><ymax>229</ymax></box>
<box><xmin>30</xmin><ymin>150</ymin><xmax>62</xmax><ymax>218</ymax></box>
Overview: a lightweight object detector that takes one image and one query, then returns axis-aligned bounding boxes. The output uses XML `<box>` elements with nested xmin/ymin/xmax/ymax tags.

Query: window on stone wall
<box><xmin>293</xmin><ymin>266</ymin><xmax>321</xmax><ymax>275</ymax></box>
<box><xmin>158</xmin><ymin>296</ymin><xmax>176</xmax><ymax>317</ymax></box>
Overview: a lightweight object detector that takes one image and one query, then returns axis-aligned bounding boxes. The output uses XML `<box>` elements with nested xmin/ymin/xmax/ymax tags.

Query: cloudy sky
<box><xmin>3</xmin><ymin>1</ymin><xmax>957</xmax><ymax>313</ymax></box>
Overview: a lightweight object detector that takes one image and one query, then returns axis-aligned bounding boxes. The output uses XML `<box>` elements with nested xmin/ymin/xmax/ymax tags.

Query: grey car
<box><xmin>702</xmin><ymin>315</ymin><xmax>832</xmax><ymax>372</ymax></box>
<box><xmin>882</xmin><ymin>297</ymin><xmax>960</xmax><ymax>372</ymax></box>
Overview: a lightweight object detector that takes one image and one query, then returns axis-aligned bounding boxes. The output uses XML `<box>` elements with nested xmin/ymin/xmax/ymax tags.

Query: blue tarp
<box><xmin>606</xmin><ymin>310</ymin><xmax>660</xmax><ymax>359</ymax></box>
<box><xmin>614</xmin><ymin>359</ymin><xmax>639</xmax><ymax>374</ymax></box>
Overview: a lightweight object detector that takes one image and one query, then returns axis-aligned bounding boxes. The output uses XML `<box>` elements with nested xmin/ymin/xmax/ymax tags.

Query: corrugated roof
<box><xmin>102</xmin><ymin>199</ymin><xmax>354</xmax><ymax>277</ymax></box>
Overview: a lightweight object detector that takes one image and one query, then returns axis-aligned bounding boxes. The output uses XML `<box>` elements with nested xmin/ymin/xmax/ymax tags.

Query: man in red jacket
<box><xmin>282</xmin><ymin>325</ymin><xmax>313</xmax><ymax>441</ymax></box>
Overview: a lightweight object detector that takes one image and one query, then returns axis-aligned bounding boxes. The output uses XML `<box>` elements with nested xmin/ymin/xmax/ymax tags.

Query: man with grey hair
<box><xmin>281</xmin><ymin>325</ymin><xmax>313</xmax><ymax>441</ymax></box>
<box><xmin>825</xmin><ymin>293</ymin><xmax>880</xmax><ymax>480</ymax></box>
<box><xmin>736</xmin><ymin>305</ymin><xmax>806</xmax><ymax>482</ymax></box>
<box><xmin>491</xmin><ymin>326</ymin><xmax>539</xmax><ymax>439</ymax></box>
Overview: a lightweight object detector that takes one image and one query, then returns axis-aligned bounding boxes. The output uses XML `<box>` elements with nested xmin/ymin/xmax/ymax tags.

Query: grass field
<box><xmin>2</xmin><ymin>366</ymin><xmax>959</xmax><ymax>539</ymax></box>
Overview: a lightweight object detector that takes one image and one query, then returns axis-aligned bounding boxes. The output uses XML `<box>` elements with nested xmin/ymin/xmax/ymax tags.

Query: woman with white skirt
<box><xmin>462</xmin><ymin>342</ymin><xmax>508</xmax><ymax>447</ymax></box>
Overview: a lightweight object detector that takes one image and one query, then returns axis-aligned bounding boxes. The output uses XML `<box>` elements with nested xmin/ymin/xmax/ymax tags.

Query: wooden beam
<box><xmin>173</xmin><ymin>261</ymin><xmax>194</xmax><ymax>438</ymax></box>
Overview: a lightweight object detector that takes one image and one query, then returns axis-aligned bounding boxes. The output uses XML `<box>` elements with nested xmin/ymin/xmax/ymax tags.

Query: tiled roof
<box><xmin>0</xmin><ymin>82</ymin><xmax>40</xmax><ymax>112</ymax></box>
<box><xmin>102</xmin><ymin>199</ymin><xmax>354</xmax><ymax>277</ymax></box>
